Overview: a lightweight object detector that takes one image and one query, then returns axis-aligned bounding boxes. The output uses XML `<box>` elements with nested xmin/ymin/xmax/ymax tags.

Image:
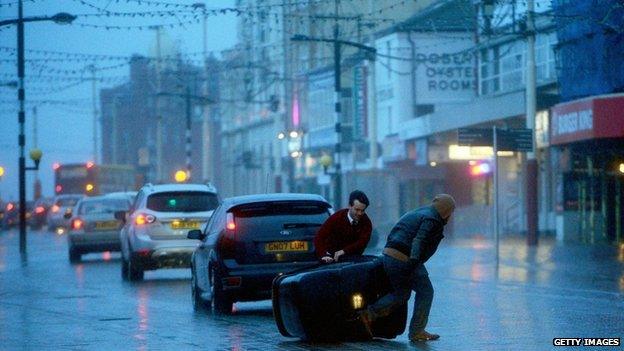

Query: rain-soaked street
<box><xmin>0</xmin><ymin>229</ymin><xmax>622</xmax><ymax>351</ymax></box>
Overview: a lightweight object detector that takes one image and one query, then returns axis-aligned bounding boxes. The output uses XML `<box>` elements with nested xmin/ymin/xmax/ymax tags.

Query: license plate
<box><xmin>95</xmin><ymin>221</ymin><xmax>118</xmax><ymax>230</ymax></box>
<box><xmin>265</xmin><ymin>241</ymin><xmax>309</xmax><ymax>253</ymax></box>
<box><xmin>170</xmin><ymin>220</ymin><xmax>200</xmax><ymax>230</ymax></box>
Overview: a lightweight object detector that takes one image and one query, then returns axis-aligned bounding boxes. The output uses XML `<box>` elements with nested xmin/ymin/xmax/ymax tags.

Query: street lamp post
<box><xmin>291</xmin><ymin>34</ymin><xmax>375</xmax><ymax>209</ymax></box>
<box><xmin>156</xmin><ymin>89</ymin><xmax>213</xmax><ymax>181</ymax></box>
<box><xmin>4</xmin><ymin>0</ymin><xmax>76</xmax><ymax>255</ymax></box>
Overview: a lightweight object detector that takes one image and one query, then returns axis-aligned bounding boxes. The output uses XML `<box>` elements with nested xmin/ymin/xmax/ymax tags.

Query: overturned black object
<box><xmin>272</xmin><ymin>255</ymin><xmax>407</xmax><ymax>341</ymax></box>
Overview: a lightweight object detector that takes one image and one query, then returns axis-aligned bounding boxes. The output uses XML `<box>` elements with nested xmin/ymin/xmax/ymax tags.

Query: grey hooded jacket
<box><xmin>384</xmin><ymin>205</ymin><xmax>445</xmax><ymax>264</ymax></box>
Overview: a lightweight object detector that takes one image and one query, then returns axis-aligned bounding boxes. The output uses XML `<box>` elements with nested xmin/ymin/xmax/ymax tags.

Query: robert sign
<box><xmin>550</xmin><ymin>94</ymin><xmax>624</xmax><ymax>145</ymax></box>
<box><xmin>415</xmin><ymin>34</ymin><xmax>476</xmax><ymax>104</ymax></box>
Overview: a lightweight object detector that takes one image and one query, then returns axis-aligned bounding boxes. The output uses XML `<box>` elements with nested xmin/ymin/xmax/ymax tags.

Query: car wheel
<box><xmin>210</xmin><ymin>265</ymin><xmax>233</xmax><ymax>315</ymax></box>
<box><xmin>128</xmin><ymin>256</ymin><xmax>144</xmax><ymax>281</ymax></box>
<box><xmin>191</xmin><ymin>269</ymin><xmax>209</xmax><ymax>312</ymax></box>
<box><xmin>121</xmin><ymin>256</ymin><xmax>129</xmax><ymax>281</ymax></box>
<box><xmin>68</xmin><ymin>247</ymin><xmax>81</xmax><ymax>263</ymax></box>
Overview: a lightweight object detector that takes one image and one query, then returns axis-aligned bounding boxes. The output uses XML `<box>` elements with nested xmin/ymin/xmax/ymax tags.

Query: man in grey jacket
<box><xmin>359</xmin><ymin>194</ymin><xmax>456</xmax><ymax>342</ymax></box>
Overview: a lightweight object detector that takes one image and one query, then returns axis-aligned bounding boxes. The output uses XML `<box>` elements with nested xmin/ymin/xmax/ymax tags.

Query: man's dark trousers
<box><xmin>367</xmin><ymin>254</ymin><xmax>433</xmax><ymax>336</ymax></box>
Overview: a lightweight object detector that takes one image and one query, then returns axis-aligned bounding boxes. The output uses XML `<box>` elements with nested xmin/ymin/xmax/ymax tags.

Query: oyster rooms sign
<box><xmin>415</xmin><ymin>35</ymin><xmax>476</xmax><ymax>104</ymax></box>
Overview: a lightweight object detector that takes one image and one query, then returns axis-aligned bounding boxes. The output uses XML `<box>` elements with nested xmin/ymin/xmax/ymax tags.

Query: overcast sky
<box><xmin>0</xmin><ymin>0</ymin><xmax>237</xmax><ymax>201</ymax></box>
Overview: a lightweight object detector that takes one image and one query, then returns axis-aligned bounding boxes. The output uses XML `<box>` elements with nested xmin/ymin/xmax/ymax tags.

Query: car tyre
<box><xmin>128</xmin><ymin>256</ymin><xmax>144</xmax><ymax>281</ymax></box>
<box><xmin>191</xmin><ymin>269</ymin><xmax>210</xmax><ymax>312</ymax></box>
<box><xmin>68</xmin><ymin>246</ymin><xmax>81</xmax><ymax>263</ymax></box>
<box><xmin>121</xmin><ymin>256</ymin><xmax>130</xmax><ymax>281</ymax></box>
<box><xmin>210</xmin><ymin>265</ymin><xmax>233</xmax><ymax>315</ymax></box>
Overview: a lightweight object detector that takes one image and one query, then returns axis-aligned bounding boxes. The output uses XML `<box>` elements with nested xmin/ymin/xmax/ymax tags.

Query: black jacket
<box><xmin>385</xmin><ymin>205</ymin><xmax>445</xmax><ymax>264</ymax></box>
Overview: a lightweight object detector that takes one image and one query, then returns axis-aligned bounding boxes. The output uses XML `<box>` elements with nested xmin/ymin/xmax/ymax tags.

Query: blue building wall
<box><xmin>554</xmin><ymin>0</ymin><xmax>624</xmax><ymax>102</ymax></box>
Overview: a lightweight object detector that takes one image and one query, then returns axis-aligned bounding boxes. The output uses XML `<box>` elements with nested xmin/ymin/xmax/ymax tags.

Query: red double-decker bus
<box><xmin>53</xmin><ymin>162</ymin><xmax>137</xmax><ymax>196</ymax></box>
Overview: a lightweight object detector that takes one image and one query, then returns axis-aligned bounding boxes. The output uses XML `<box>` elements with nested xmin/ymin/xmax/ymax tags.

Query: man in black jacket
<box><xmin>359</xmin><ymin>194</ymin><xmax>456</xmax><ymax>342</ymax></box>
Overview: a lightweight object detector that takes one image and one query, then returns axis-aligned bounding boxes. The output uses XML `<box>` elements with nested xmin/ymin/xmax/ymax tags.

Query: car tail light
<box><xmin>55</xmin><ymin>185</ymin><xmax>62</xmax><ymax>193</ymax></box>
<box><xmin>6</xmin><ymin>203</ymin><xmax>14</xmax><ymax>211</ymax></box>
<box><xmin>35</xmin><ymin>206</ymin><xmax>45</xmax><ymax>214</ymax></box>
<box><xmin>226</xmin><ymin>212</ymin><xmax>236</xmax><ymax>231</ymax></box>
<box><xmin>71</xmin><ymin>218</ymin><xmax>84</xmax><ymax>231</ymax></box>
<box><xmin>135</xmin><ymin>213</ymin><xmax>156</xmax><ymax>226</ymax></box>
<box><xmin>51</xmin><ymin>205</ymin><xmax>60</xmax><ymax>213</ymax></box>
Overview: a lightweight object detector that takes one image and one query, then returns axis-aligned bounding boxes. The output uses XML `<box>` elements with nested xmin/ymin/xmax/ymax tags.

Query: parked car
<box><xmin>67</xmin><ymin>193</ymin><xmax>133</xmax><ymax>263</ymax></box>
<box><xmin>188</xmin><ymin>193</ymin><xmax>331</xmax><ymax>314</ymax></box>
<box><xmin>1</xmin><ymin>201</ymin><xmax>34</xmax><ymax>230</ymax></box>
<box><xmin>47</xmin><ymin>194</ymin><xmax>83</xmax><ymax>233</ymax></box>
<box><xmin>29</xmin><ymin>197</ymin><xmax>54</xmax><ymax>230</ymax></box>
<box><xmin>272</xmin><ymin>255</ymin><xmax>407</xmax><ymax>341</ymax></box>
<box><xmin>119</xmin><ymin>183</ymin><xmax>220</xmax><ymax>281</ymax></box>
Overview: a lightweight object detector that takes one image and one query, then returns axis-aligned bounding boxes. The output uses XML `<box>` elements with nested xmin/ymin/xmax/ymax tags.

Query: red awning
<box><xmin>550</xmin><ymin>94</ymin><xmax>624</xmax><ymax>145</ymax></box>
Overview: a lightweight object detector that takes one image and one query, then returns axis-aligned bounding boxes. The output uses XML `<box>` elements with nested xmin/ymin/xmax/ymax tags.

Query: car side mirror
<box><xmin>187</xmin><ymin>229</ymin><xmax>205</xmax><ymax>240</ymax></box>
<box><xmin>63</xmin><ymin>212</ymin><xmax>72</xmax><ymax>219</ymax></box>
<box><xmin>114</xmin><ymin>210</ymin><xmax>127</xmax><ymax>222</ymax></box>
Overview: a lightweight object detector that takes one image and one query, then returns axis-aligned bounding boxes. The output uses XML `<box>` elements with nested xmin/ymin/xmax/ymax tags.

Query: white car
<box><xmin>67</xmin><ymin>193</ymin><xmax>133</xmax><ymax>263</ymax></box>
<box><xmin>118</xmin><ymin>183</ymin><xmax>220</xmax><ymax>281</ymax></box>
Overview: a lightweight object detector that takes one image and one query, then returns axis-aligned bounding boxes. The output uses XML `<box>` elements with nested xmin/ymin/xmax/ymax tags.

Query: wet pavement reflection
<box><xmin>0</xmin><ymin>229</ymin><xmax>622</xmax><ymax>350</ymax></box>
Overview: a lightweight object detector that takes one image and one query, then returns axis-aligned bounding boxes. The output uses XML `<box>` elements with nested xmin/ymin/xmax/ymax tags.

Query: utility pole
<box><xmin>152</xmin><ymin>25</ymin><xmax>163</xmax><ymax>182</ymax></box>
<box><xmin>525</xmin><ymin>0</ymin><xmax>538</xmax><ymax>246</ymax></box>
<box><xmin>18</xmin><ymin>0</ymin><xmax>27</xmax><ymax>254</ymax></box>
<box><xmin>333</xmin><ymin>0</ymin><xmax>343</xmax><ymax>209</ymax></box>
<box><xmin>185</xmin><ymin>86</ymin><xmax>192</xmax><ymax>180</ymax></box>
<box><xmin>90</xmin><ymin>65</ymin><xmax>98</xmax><ymax>163</ymax></box>
<box><xmin>32</xmin><ymin>106</ymin><xmax>41</xmax><ymax>200</ymax></box>
<box><xmin>192</xmin><ymin>2</ymin><xmax>211</xmax><ymax>183</ymax></box>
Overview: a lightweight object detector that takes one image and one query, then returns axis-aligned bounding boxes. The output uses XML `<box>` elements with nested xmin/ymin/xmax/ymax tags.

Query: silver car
<box><xmin>119</xmin><ymin>183</ymin><xmax>220</xmax><ymax>281</ymax></box>
<box><xmin>47</xmin><ymin>194</ymin><xmax>84</xmax><ymax>233</ymax></box>
<box><xmin>67</xmin><ymin>194</ymin><xmax>133</xmax><ymax>263</ymax></box>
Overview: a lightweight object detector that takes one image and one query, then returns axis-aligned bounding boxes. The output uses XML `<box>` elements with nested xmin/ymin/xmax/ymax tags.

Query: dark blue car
<box><xmin>188</xmin><ymin>193</ymin><xmax>331</xmax><ymax>314</ymax></box>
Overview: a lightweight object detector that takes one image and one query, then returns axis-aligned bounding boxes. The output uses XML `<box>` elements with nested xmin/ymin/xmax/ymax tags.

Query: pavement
<box><xmin>0</xmin><ymin>229</ymin><xmax>622</xmax><ymax>350</ymax></box>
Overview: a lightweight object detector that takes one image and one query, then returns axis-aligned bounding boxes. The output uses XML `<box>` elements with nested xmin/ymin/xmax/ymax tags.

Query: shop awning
<box><xmin>550</xmin><ymin>93</ymin><xmax>624</xmax><ymax>145</ymax></box>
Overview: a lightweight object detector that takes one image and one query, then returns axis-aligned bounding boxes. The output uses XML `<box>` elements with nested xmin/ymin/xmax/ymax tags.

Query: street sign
<box><xmin>457</xmin><ymin>128</ymin><xmax>493</xmax><ymax>146</ymax></box>
<box><xmin>497</xmin><ymin>129</ymin><xmax>533</xmax><ymax>152</ymax></box>
<box><xmin>457</xmin><ymin>128</ymin><xmax>533</xmax><ymax>152</ymax></box>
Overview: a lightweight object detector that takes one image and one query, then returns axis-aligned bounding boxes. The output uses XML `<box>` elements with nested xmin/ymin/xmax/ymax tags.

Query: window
<box><xmin>147</xmin><ymin>191</ymin><xmax>219</xmax><ymax>212</ymax></box>
<box><xmin>78</xmin><ymin>198</ymin><xmax>130</xmax><ymax>215</ymax></box>
<box><xmin>536</xmin><ymin>32</ymin><xmax>557</xmax><ymax>83</ymax></box>
<box><xmin>480</xmin><ymin>46</ymin><xmax>500</xmax><ymax>95</ymax></box>
<box><xmin>500</xmin><ymin>42</ymin><xmax>524</xmax><ymax>91</ymax></box>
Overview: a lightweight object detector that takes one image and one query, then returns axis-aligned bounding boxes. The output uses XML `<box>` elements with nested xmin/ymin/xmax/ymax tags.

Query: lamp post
<box><xmin>291</xmin><ymin>34</ymin><xmax>375</xmax><ymax>209</ymax></box>
<box><xmin>3</xmin><ymin>0</ymin><xmax>76</xmax><ymax>255</ymax></box>
<box><xmin>155</xmin><ymin>89</ymin><xmax>214</xmax><ymax>181</ymax></box>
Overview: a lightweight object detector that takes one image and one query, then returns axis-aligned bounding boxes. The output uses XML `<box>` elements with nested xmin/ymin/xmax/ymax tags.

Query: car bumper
<box><xmin>132</xmin><ymin>245</ymin><xmax>197</xmax><ymax>270</ymax></box>
<box><xmin>220</xmin><ymin>260</ymin><xmax>318</xmax><ymax>301</ymax></box>
<box><xmin>69</xmin><ymin>231</ymin><xmax>121</xmax><ymax>252</ymax></box>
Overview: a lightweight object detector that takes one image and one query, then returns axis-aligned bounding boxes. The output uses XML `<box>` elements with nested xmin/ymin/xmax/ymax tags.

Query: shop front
<box><xmin>551</xmin><ymin>94</ymin><xmax>624</xmax><ymax>243</ymax></box>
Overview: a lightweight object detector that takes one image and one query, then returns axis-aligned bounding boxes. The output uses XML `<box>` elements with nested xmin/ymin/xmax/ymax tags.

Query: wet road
<box><xmin>1</xmin><ymin>229</ymin><xmax>623</xmax><ymax>350</ymax></box>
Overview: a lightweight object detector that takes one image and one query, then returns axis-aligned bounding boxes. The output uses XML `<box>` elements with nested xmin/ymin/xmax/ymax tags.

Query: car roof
<box><xmin>104</xmin><ymin>191</ymin><xmax>137</xmax><ymax>198</ymax></box>
<box><xmin>141</xmin><ymin>183</ymin><xmax>217</xmax><ymax>194</ymax></box>
<box><xmin>54</xmin><ymin>194</ymin><xmax>84</xmax><ymax>200</ymax></box>
<box><xmin>80</xmin><ymin>194</ymin><xmax>131</xmax><ymax>202</ymax></box>
<box><xmin>222</xmin><ymin>193</ymin><xmax>329</xmax><ymax>209</ymax></box>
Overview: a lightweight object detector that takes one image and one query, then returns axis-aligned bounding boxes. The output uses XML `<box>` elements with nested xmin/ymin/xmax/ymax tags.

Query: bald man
<box><xmin>358</xmin><ymin>194</ymin><xmax>456</xmax><ymax>342</ymax></box>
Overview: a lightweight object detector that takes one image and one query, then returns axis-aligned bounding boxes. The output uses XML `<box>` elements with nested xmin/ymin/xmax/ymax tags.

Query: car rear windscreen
<box><xmin>79</xmin><ymin>198</ymin><xmax>131</xmax><ymax>215</ymax></box>
<box><xmin>232</xmin><ymin>202</ymin><xmax>330</xmax><ymax>237</ymax></box>
<box><xmin>147</xmin><ymin>191</ymin><xmax>219</xmax><ymax>212</ymax></box>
